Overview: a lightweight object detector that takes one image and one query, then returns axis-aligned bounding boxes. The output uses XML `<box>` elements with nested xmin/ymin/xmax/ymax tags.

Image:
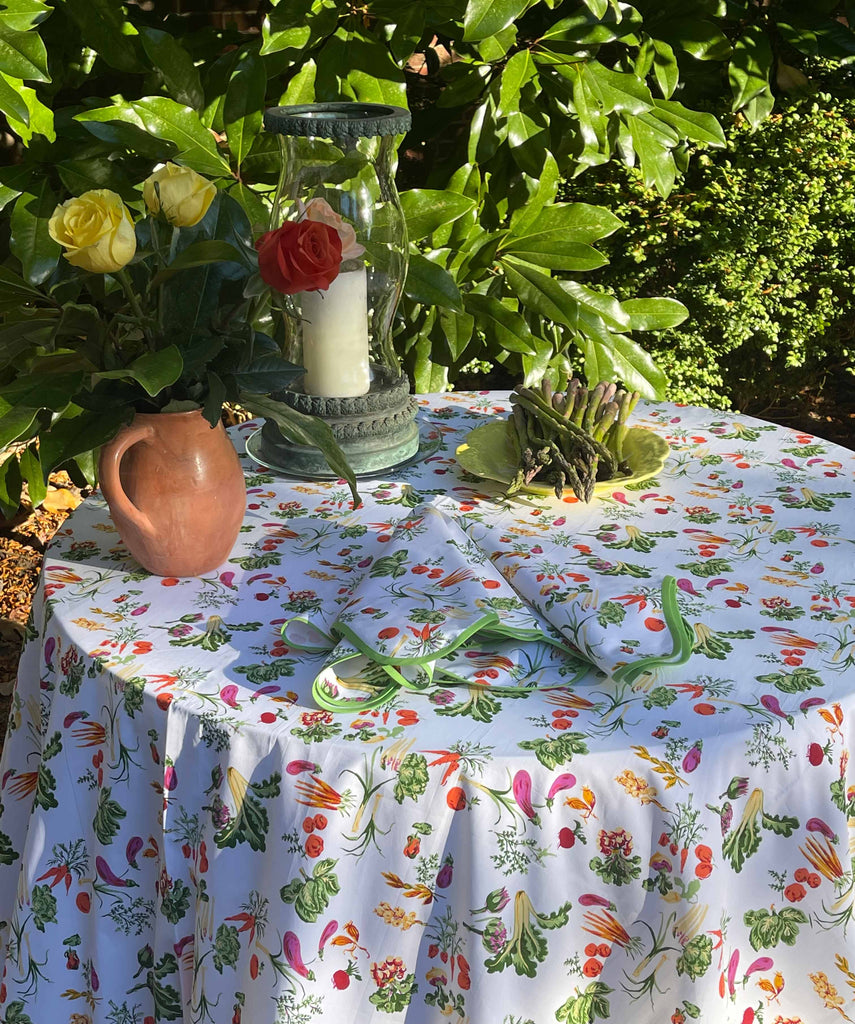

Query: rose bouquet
<box><xmin>0</xmin><ymin>163</ymin><xmax>358</xmax><ymax>515</ymax></box>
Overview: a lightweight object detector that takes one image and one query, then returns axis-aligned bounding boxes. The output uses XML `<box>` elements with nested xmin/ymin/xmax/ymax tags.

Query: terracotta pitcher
<box><xmin>98</xmin><ymin>409</ymin><xmax>246</xmax><ymax>577</ymax></box>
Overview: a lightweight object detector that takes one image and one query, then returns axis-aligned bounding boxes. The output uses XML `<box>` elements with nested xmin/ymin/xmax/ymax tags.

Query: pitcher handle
<box><xmin>99</xmin><ymin>421</ymin><xmax>158</xmax><ymax>543</ymax></box>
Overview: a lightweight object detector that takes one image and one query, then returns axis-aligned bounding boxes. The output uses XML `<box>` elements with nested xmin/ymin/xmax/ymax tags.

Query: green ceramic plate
<box><xmin>456</xmin><ymin>420</ymin><xmax>670</xmax><ymax>496</ymax></box>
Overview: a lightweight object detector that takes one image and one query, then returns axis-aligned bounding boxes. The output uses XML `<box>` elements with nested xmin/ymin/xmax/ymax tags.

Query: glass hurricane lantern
<box><xmin>254</xmin><ymin>101</ymin><xmax>420</xmax><ymax>477</ymax></box>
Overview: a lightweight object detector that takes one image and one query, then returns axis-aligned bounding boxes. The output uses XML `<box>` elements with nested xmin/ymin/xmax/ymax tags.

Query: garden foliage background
<box><xmin>0</xmin><ymin>0</ymin><xmax>855</xmax><ymax>511</ymax></box>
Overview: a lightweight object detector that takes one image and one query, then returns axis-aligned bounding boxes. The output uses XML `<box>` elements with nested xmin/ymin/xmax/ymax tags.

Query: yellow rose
<box><xmin>48</xmin><ymin>189</ymin><xmax>136</xmax><ymax>274</ymax></box>
<box><xmin>143</xmin><ymin>163</ymin><xmax>216</xmax><ymax>227</ymax></box>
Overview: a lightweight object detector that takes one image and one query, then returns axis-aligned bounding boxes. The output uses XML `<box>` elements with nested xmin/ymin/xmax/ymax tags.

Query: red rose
<box><xmin>256</xmin><ymin>219</ymin><xmax>342</xmax><ymax>294</ymax></box>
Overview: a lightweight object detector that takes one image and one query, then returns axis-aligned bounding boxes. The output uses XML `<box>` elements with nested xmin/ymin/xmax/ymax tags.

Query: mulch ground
<box><xmin>1</xmin><ymin>383</ymin><xmax>853</xmax><ymax>748</ymax></box>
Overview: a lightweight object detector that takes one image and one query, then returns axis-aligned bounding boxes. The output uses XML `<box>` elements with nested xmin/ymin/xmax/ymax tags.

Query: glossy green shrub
<box><xmin>570</xmin><ymin>93</ymin><xmax>855</xmax><ymax>409</ymax></box>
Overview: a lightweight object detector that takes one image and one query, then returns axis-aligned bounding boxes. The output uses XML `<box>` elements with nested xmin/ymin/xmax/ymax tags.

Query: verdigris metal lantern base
<box><xmin>254</xmin><ymin>364</ymin><xmax>420</xmax><ymax>477</ymax></box>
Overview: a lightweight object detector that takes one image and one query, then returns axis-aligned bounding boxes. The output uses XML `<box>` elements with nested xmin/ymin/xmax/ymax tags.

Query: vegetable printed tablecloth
<box><xmin>2</xmin><ymin>392</ymin><xmax>855</xmax><ymax>1024</ymax></box>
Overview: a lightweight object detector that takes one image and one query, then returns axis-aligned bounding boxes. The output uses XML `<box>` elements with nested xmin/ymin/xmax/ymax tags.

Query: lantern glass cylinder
<box><xmin>263</xmin><ymin>102</ymin><xmax>411</xmax><ymax>399</ymax></box>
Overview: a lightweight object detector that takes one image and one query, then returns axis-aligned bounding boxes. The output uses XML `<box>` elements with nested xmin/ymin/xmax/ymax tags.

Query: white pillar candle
<box><xmin>301</xmin><ymin>266</ymin><xmax>371</xmax><ymax>398</ymax></box>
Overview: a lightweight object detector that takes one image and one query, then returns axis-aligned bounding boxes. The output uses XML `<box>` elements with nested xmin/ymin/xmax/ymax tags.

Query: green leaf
<box><xmin>0</xmin><ymin>19</ymin><xmax>48</xmax><ymax>81</ymax></box>
<box><xmin>3</xmin><ymin>76</ymin><xmax>53</xmax><ymax>143</ymax></box>
<box><xmin>507</xmin><ymin>107</ymin><xmax>549</xmax><ymax>177</ymax></box>
<box><xmin>279</xmin><ymin>59</ymin><xmax>316</xmax><ymax>105</ymax></box>
<box><xmin>582</xmin><ymin>0</ymin><xmax>608</xmax><ymax>16</ymax></box>
<box><xmin>563</xmin><ymin>280</ymin><xmax>629</xmax><ymax>331</ymax></box>
<box><xmin>224</xmin><ymin>54</ymin><xmax>267</xmax><ymax>170</ymax></box>
<box><xmin>584</xmin><ymin>61</ymin><xmax>652</xmax><ymax>116</ymax></box>
<box><xmin>463</xmin><ymin>0</ymin><xmax>528</xmax><ymax>42</ymax></box>
<box><xmin>621</xmin><ymin>297</ymin><xmax>688</xmax><ymax>331</ymax></box>
<box><xmin>9</xmin><ymin>181</ymin><xmax>59</xmax><ymax>285</ymax></box>
<box><xmin>741</xmin><ymin>89</ymin><xmax>774</xmax><ymax>130</ymax></box>
<box><xmin>201</xmin><ymin>370</ymin><xmax>226</xmax><ymax>428</ymax></box>
<box><xmin>404</xmin><ymin>253</ymin><xmax>463</xmax><ymax>312</ymax></box>
<box><xmin>0</xmin><ymin>70</ymin><xmax>28</xmax><ymax>123</ymax></box>
<box><xmin>501</xmin><ymin>233</ymin><xmax>607</xmax><ymax>272</ymax></box>
<box><xmin>438</xmin><ymin>63</ymin><xmax>491</xmax><ymax>110</ymax></box>
<box><xmin>0</xmin><ymin>0</ymin><xmax>52</xmax><ymax>33</ymax></box>
<box><xmin>651</xmin><ymin>39</ymin><xmax>679</xmax><ymax>99</ymax></box>
<box><xmin>347</xmin><ymin>65</ymin><xmax>407</xmax><ymax>108</ymax></box>
<box><xmin>230</xmin><ymin>353</ymin><xmax>303</xmax><ymax>392</ymax></box>
<box><xmin>0</xmin><ymin>402</ymin><xmax>39</xmax><ymax>451</ymax></box>
<box><xmin>543</xmin><ymin>5</ymin><xmax>642</xmax><ymax>48</ymax></box>
<box><xmin>652</xmin><ymin>99</ymin><xmax>724</xmax><ymax>147</ymax></box>
<box><xmin>522</xmin><ymin>202</ymin><xmax>623</xmax><ymax>243</ymax></box>
<box><xmin>432</xmin><ymin>163</ymin><xmax>480</xmax><ymax>248</ymax></box>
<box><xmin>464</xmin><ymin>292</ymin><xmax>537</xmax><ymax>355</ymax></box>
<box><xmin>508</xmin><ymin>152</ymin><xmax>560</xmax><ymax>236</ymax></box>
<box><xmin>0</xmin><ymin>317</ymin><xmax>57</xmax><ymax>371</ymax></box>
<box><xmin>74</xmin><ymin>105</ymin><xmax>174</xmax><ymax>162</ymax></box>
<box><xmin>400</xmin><ymin>189</ymin><xmax>476</xmax><ymax>241</ymax></box>
<box><xmin>59</xmin><ymin>0</ymin><xmax>139</xmax><ymax>73</ymax></box>
<box><xmin>0</xmin><ymin>161</ymin><xmax>30</xmax><ymax>211</ymax></box>
<box><xmin>412</xmin><ymin>335</ymin><xmax>449</xmax><ymax>394</ymax></box>
<box><xmin>0</xmin><ymin>262</ymin><xmax>45</xmax><ymax>298</ymax></box>
<box><xmin>80</xmin><ymin>97</ymin><xmax>232</xmax><ymax>178</ymax></box>
<box><xmin>150</xmin><ymin>240</ymin><xmax>247</xmax><ymax>285</ymax></box>
<box><xmin>260</xmin><ymin>0</ymin><xmax>314</xmax><ymax>55</ymax></box>
<box><xmin>38</xmin><ymin>405</ymin><xmax>129</xmax><ymax>478</ymax></box>
<box><xmin>625</xmin><ymin>114</ymin><xmax>677</xmax><ymax>196</ymax></box>
<box><xmin>477</xmin><ymin>24</ymin><xmax>517</xmax><ymax>62</ymax></box>
<box><xmin>498</xmin><ymin>50</ymin><xmax>535</xmax><ymax>119</ymax></box>
<box><xmin>729</xmin><ymin>26</ymin><xmax>773</xmax><ymax>112</ymax></box>
<box><xmin>230</xmin><ymin>183</ymin><xmax>270</xmax><ymax>233</ymax></box>
<box><xmin>666</xmin><ymin>18</ymin><xmax>732</xmax><ymax>61</ymax></box>
<box><xmin>18</xmin><ymin>442</ymin><xmax>44</xmax><ymax>504</ymax></box>
<box><xmin>56</xmin><ymin>157</ymin><xmax>135</xmax><ymax>202</ymax></box>
<box><xmin>571</xmin><ymin>68</ymin><xmax>610</xmax><ymax>169</ymax></box>
<box><xmin>94</xmin><ymin>346</ymin><xmax>183</xmax><ymax>397</ymax></box>
<box><xmin>436</xmin><ymin>307</ymin><xmax>474</xmax><ymax>362</ymax></box>
<box><xmin>521</xmin><ymin>334</ymin><xmax>554</xmax><ymax>387</ymax></box>
<box><xmin>501</xmin><ymin>257</ymin><xmax>578</xmax><ymax>330</ymax></box>
<box><xmin>240</xmin><ymin>393</ymin><xmax>360</xmax><ymax>506</ymax></box>
<box><xmin>777</xmin><ymin>21</ymin><xmax>818</xmax><ymax>55</ymax></box>
<box><xmin>577</xmin><ymin>320</ymin><xmax>667</xmax><ymax>398</ymax></box>
<box><xmin>0</xmin><ymin>450</ymin><xmax>22</xmax><ymax>518</ymax></box>
<box><xmin>140</xmin><ymin>27</ymin><xmax>204</xmax><ymax>110</ymax></box>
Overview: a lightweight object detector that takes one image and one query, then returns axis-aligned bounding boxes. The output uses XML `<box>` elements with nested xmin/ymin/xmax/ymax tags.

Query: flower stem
<box><xmin>116</xmin><ymin>268</ymin><xmax>155</xmax><ymax>351</ymax></box>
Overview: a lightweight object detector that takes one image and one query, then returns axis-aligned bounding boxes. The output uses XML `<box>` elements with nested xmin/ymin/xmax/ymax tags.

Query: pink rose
<box><xmin>301</xmin><ymin>197</ymin><xmax>365</xmax><ymax>261</ymax></box>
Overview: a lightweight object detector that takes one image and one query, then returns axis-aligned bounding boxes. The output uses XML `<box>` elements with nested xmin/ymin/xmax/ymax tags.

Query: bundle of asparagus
<box><xmin>508</xmin><ymin>376</ymin><xmax>640</xmax><ymax>500</ymax></box>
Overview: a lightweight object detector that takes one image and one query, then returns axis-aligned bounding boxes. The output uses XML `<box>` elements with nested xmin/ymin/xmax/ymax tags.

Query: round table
<box><xmin>1</xmin><ymin>393</ymin><xmax>855</xmax><ymax>1024</ymax></box>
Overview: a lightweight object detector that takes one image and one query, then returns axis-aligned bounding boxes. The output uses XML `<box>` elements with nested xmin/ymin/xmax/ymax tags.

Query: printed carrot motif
<box><xmin>294</xmin><ymin>774</ymin><xmax>343</xmax><ymax>811</ymax></box>
<box><xmin>71</xmin><ymin>721</ymin><xmax>107</xmax><ymax>747</ymax></box>
<box><xmin>424</xmin><ymin>750</ymin><xmax>462</xmax><ymax>786</ymax></box>
<box><xmin>800</xmin><ymin>835</ymin><xmax>844</xmax><ymax>882</ymax></box>
<box><xmin>581</xmin><ymin>909</ymin><xmax>636</xmax><ymax>952</ymax></box>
